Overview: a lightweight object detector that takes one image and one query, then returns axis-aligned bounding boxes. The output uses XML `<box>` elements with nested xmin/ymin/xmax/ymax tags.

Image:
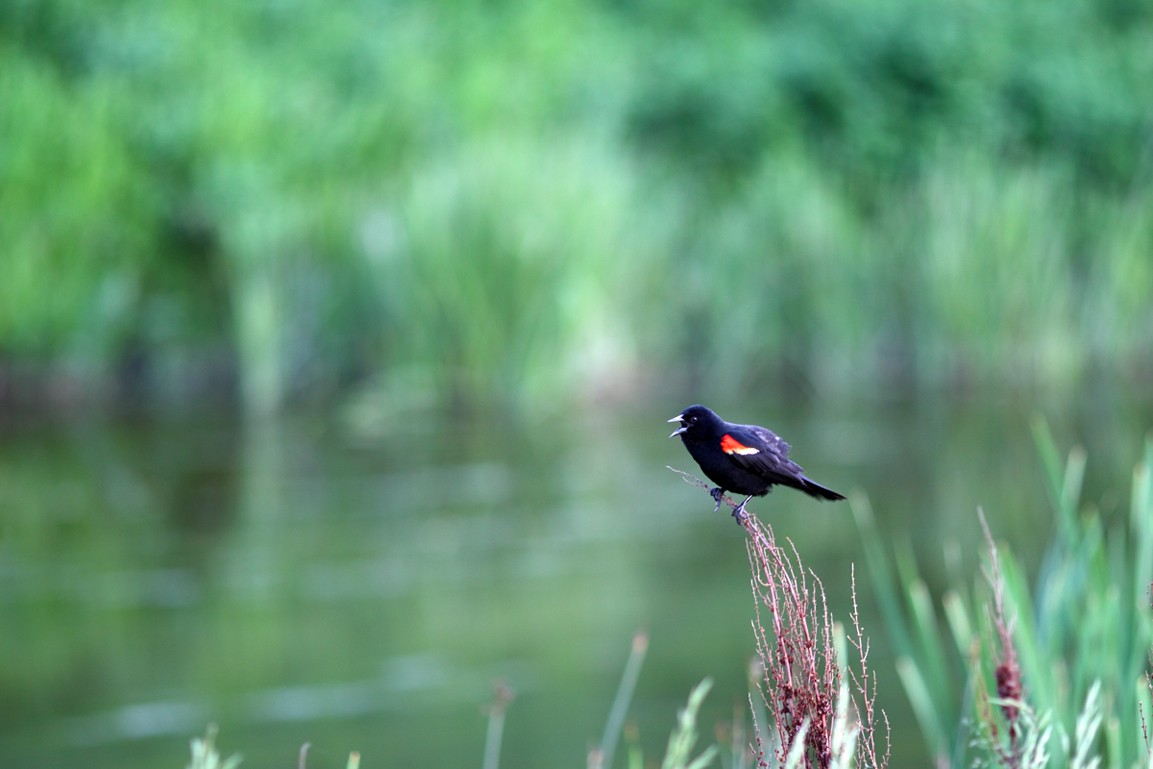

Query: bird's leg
<box><xmin>731</xmin><ymin>496</ymin><xmax>752</xmax><ymax>523</ymax></box>
<box><xmin>709</xmin><ymin>487</ymin><xmax>724</xmax><ymax>512</ymax></box>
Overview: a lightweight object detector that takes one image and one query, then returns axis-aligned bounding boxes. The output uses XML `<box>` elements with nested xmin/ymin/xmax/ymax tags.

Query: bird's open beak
<box><xmin>667</xmin><ymin>414</ymin><xmax>687</xmax><ymax>438</ymax></box>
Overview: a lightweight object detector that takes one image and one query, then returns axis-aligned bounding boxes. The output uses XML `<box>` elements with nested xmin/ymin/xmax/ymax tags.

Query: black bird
<box><xmin>668</xmin><ymin>404</ymin><xmax>845</xmax><ymax>521</ymax></box>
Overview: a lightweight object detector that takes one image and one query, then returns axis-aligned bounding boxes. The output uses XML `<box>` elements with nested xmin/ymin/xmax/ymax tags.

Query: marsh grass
<box><xmin>4</xmin><ymin>0</ymin><xmax>1153</xmax><ymax>413</ymax></box>
<box><xmin>482</xmin><ymin>681</ymin><xmax>515</xmax><ymax>769</ymax></box>
<box><xmin>658</xmin><ymin>679</ymin><xmax>721</xmax><ymax>769</ymax></box>
<box><xmin>186</xmin><ymin>725</ymin><xmax>240</xmax><ymax>769</ymax></box>
<box><xmin>855</xmin><ymin>428</ymin><xmax>1153</xmax><ymax>767</ymax></box>
<box><xmin>594</xmin><ymin>631</ymin><xmax>649</xmax><ymax>769</ymax></box>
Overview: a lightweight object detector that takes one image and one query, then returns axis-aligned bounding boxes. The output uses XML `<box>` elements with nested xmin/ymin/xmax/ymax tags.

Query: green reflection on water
<box><xmin>1</xmin><ymin>393</ymin><xmax>1148</xmax><ymax>767</ymax></box>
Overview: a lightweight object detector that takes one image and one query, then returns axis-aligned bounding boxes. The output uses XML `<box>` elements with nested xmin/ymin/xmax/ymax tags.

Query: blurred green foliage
<box><xmin>2</xmin><ymin>0</ymin><xmax>1151</xmax><ymax>413</ymax></box>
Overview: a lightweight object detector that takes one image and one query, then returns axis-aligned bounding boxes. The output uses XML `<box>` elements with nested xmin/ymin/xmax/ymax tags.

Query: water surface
<box><xmin>2</xmin><ymin>390</ymin><xmax>1149</xmax><ymax>768</ymax></box>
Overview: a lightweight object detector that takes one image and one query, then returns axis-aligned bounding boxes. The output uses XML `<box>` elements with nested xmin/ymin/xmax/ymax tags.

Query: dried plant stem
<box><xmin>848</xmin><ymin>566</ymin><xmax>891</xmax><ymax>769</ymax></box>
<box><xmin>747</xmin><ymin>511</ymin><xmax>837</xmax><ymax>768</ymax></box>
<box><xmin>668</xmin><ymin>466</ymin><xmax>889</xmax><ymax>769</ymax></box>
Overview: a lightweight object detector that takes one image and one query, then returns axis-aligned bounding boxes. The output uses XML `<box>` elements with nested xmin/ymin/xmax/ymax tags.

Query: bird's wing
<box><xmin>721</xmin><ymin>424</ymin><xmax>805</xmax><ymax>481</ymax></box>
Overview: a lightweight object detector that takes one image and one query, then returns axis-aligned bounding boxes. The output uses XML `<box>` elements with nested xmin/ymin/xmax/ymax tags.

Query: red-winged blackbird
<box><xmin>668</xmin><ymin>404</ymin><xmax>845</xmax><ymax>521</ymax></box>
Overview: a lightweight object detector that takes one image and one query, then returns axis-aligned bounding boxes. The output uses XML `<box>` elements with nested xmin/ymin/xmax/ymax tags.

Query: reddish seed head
<box><xmin>996</xmin><ymin>662</ymin><xmax>1022</xmax><ymax>701</ymax></box>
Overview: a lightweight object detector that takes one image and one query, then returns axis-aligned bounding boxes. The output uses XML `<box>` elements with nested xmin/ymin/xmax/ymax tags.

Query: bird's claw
<box><xmin>709</xmin><ymin>487</ymin><xmax>723</xmax><ymax>512</ymax></box>
<box><xmin>732</xmin><ymin>505</ymin><xmax>749</xmax><ymax>524</ymax></box>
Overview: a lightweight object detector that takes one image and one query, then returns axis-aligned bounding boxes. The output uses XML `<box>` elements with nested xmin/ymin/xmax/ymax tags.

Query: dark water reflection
<box><xmin>1</xmin><ymin>389</ymin><xmax>1149</xmax><ymax>768</ymax></box>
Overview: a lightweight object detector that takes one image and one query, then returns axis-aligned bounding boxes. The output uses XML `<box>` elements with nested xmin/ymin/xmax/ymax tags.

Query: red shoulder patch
<box><xmin>721</xmin><ymin>433</ymin><xmax>760</xmax><ymax>455</ymax></box>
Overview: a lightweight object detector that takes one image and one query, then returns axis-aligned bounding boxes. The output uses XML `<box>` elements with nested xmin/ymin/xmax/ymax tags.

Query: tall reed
<box><xmin>855</xmin><ymin>428</ymin><xmax>1153</xmax><ymax>766</ymax></box>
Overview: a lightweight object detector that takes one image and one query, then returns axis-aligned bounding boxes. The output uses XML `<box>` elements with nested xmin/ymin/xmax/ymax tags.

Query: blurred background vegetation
<box><xmin>4</xmin><ymin>2</ymin><xmax>1153</xmax><ymax>767</ymax></box>
<box><xmin>3</xmin><ymin>0</ymin><xmax>1151</xmax><ymax>416</ymax></box>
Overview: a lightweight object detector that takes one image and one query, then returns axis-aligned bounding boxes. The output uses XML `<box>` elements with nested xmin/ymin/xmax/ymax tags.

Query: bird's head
<box><xmin>667</xmin><ymin>404</ymin><xmax>718</xmax><ymax>439</ymax></box>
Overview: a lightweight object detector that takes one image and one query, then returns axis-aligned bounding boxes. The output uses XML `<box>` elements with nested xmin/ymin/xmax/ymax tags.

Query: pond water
<box><xmin>1</xmin><ymin>387</ymin><xmax>1149</xmax><ymax>768</ymax></box>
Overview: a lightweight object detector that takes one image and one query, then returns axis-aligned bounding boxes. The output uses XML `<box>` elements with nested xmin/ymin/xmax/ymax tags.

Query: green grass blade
<box><xmin>661</xmin><ymin>679</ymin><xmax>717</xmax><ymax>769</ymax></box>
<box><xmin>600</xmin><ymin>631</ymin><xmax>649</xmax><ymax>769</ymax></box>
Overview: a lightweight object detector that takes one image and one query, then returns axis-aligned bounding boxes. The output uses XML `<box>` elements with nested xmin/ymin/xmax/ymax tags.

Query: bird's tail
<box><xmin>798</xmin><ymin>476</ymin><xmax>846</xmax><ymax>502</ymax></box>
